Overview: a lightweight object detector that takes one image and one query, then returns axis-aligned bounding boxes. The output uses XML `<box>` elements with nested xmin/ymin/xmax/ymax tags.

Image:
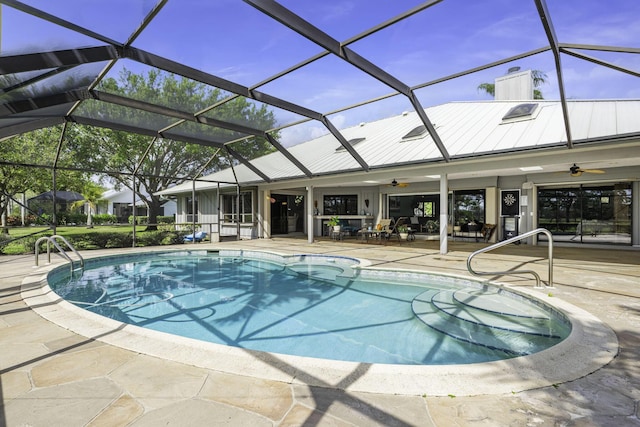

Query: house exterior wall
<box><xmin>175</xmin><ymin>189</ymin><xmax>258</xmax><ymax>240</ymax></box>
<box><xmin>98</xmin><ymin>189</ymin><xmax>176</xmax><ymax>221</ymax></box>
<box><xmin>163</xmin><ymin>170</ymin><xmax>639</xmax><ymax>247</ymax></box>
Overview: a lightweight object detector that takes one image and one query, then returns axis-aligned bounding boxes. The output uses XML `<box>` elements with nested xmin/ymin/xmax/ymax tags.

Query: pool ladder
<box><xmin>35</xmin><ymin>235</ymin><xmax>84</xmax><ymax>273</ymax></box>
<box><xmin>467</xmin><ymin>228</ymin><xmax>553</xmax><ymax>289</ymax></box>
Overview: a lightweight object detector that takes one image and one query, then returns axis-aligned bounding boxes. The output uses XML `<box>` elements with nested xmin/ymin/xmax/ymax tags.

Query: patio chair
<box><xmin>480</xmin><ymin>224</ymin><xmax>495</xmax><ymax>242</ymax></box>
<box><xmin>387</xmin><ymin>217</ymin><xmax>413</xmax><ymax>241</ymax></box>
<box><xmin>374</xmin><ymin>219</ymin><xmax>391</xmax><ymax>238</ymax></box>
<box><xmin>381</xmin><ymin>218</ymin><xmax>404</xmax><ymax>241</ymax></box>
<box><xmin>410</xmin><ymin>216</ymin><xmax>425</xmax><ymax>232</ymax></box>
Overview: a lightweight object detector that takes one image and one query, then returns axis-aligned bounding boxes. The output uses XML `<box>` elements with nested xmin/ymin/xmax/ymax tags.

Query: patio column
<box><xmin>440</xmin><ymin>174</ymin><xmax>448</xmax><ymax>255</ymax></box>
<box><xmin>633</xmin><ymin>181</ymin><xmax>640</xmax><ymax>247</ymax></box>
<box><xmin>307</xmin><ymin>186</ymin><xmax>314</xmax><ymax>243</ymax></box>
<box><xmin>263</xmin><ymin>189</ymin><xmax>271</xmax><ymax>239</ymax></box>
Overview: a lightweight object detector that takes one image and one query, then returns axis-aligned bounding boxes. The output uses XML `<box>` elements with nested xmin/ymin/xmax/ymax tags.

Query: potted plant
<box><xmin>328</xmin><ymin>216</ymin><xmax>340</xmax><ymax>232</ymax></box>
<box><xmin>398</xmin><ymin>224</ymin><xmax>409</xmax><ymax>240</ymax></box>
<box><xmin>426</xmin><ymin>220</ymin><xmax>437</xmax><ymax>233</ymax></box>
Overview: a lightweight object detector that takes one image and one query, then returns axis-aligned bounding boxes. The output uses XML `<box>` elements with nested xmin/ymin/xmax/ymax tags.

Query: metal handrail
<box><xmin>467</xmin><ymin>228</ymin><xmax>553</xmax><ymax>289</ymax></box>
<box><xmin>35</xmin><ymin>235</ymin><xmax>84</xmax><ymax>272</ymax></box>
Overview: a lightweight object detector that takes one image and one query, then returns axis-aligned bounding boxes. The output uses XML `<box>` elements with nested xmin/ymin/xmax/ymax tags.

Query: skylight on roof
<box><xmin>502</xmin><ymin>103</ymin><xmax>538</xmax><ymax>121</ymax></box>
<box><xmin>335</xmin><ymin>137</ymin><xmax>365</xmax><ymax>152</ymax></box>
<box><xmin>402</xmin><ymin>125</ymin><xmax>426</xmax><ymax>140</ymax></box>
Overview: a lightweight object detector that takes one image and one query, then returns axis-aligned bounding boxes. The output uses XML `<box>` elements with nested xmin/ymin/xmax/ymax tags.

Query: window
<box><xmin>221</xmin><ymin>192</ymin><xmax>253</xmax><ymax>223</ymax></box>
<box><xmin>186</xmin><ymin>196</ymin><xmax>198</xmax><ymax>223</ymax></box>
<box><xmin>389</xmin><ymin>195</ymin><xmax>438</xmax><ymax>219</ymax></box>
<box><xmin>112</xmin><ymin>202</ymin><xmax>132</xmax><ymax>223</ymax></box>
<box><xmin>502</xmin><ymin>103</ymin><xmax>538</xmax><ymax>120</ymax></box>
<box><xmin>323</xmin><ymin>195</ymin><xmax>357</xmax><ymax>215</ymax></box>
<box><xmin>416</xmin><ymin>201</ymin><xmax>434</xmax><ymax>217</ymax></box>
<box><xmin>452</xmin><ymin>190</ymin><xmax>485</xmax><ymax>225</ymax></box>
<box><xmin>402</xmin><ymin>125</ymin><xmax>426</xmax><ymax>140</ymax></box>
<box><xmin>335</xmin><ymin>138</ymin><xmax>365</xmax><ymax>152</ymax></box>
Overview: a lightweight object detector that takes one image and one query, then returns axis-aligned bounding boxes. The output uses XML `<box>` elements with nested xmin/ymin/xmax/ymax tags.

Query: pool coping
<box><xmin>21</xmin><ymin>249</ymin><xmax>619</xmax><ymax>397</ymax></box>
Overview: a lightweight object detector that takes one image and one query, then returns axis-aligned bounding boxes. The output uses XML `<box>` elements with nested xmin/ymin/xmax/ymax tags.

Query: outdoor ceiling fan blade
<box><xmin>389</xmin><ymin>179</ymin><xmax>409</xmax><ymax>187</ymax></box>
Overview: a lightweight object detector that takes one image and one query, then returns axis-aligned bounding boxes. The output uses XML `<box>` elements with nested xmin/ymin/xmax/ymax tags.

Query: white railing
<box><xmin>467</xmin><ymin>228</ymin><xmax>554</xmax><ymax>289</ymax></box>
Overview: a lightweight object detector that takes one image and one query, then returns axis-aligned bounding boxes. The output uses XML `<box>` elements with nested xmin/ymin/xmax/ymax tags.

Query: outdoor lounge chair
<box><xmin>184</xmin><ymin>231</ymin><xmax>207</xmax><ymax>242</ymax></box>
<box><xmin>381</xmin><ymin>218</ymin><xmax>402</xmax><ymax>241</ymax></box>
<box><xmin>385</xmin><ymin>217</ymin><xmax>413</xmax><ymax>241</ymax></box>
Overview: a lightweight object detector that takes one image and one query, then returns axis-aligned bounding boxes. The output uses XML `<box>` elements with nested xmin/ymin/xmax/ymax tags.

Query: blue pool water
<box><xmin>48</xmin><ymin>250</ymin><xmax>570</xmax><ymax>365</ymax></box>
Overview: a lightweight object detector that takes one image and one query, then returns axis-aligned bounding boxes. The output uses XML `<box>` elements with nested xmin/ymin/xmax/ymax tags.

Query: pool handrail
<box><xmin>466</xmin><ymin>228</ymin><xmax>553</xmax><ymax>289</ymax></box>
<box><xmin>35</xmin><ymin>235</ymin><xmax>84</xmax><ymax>273</ymax></box>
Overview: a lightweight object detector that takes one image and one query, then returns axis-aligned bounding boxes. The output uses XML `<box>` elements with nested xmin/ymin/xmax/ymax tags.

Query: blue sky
<box><xmin>3</xmin><ymin>0</ymin><xmax>639</xmax><ymax>145</ymax></box>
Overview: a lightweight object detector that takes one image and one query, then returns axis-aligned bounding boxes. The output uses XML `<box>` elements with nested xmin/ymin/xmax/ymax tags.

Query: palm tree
<box><xmin>478</xmin><ymin>69</ymin><xmax>548</xmax><ymax>99</ymax></box>
<box><xmin>71</xmin><ymin>182</ymin><xmax>104</xmax><ymax>228</ymax></box>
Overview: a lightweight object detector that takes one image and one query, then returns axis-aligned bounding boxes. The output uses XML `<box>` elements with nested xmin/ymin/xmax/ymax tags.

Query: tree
<box><xmin>0</xmin><ymin>127</ymin><xmax>89</xmax><ymax>233</ymax></box>
<box><xmin>66</xmin><ymin>69</ymin><xmax>278</xmax><ymax>230</ymax></box>
<box><xmin>70</xmin><ymin>181</ymin><xmax>105</xmax><ymax>228</ymax></box>
<box><xmin>477</xmin><ymin>69</ymin><xmax>548</xmax><ymax>99</ymax></box>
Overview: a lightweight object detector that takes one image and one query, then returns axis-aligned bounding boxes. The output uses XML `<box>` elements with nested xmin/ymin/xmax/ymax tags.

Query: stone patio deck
<box><xmin>1</xmin><ymin>238</ymin><xmax>639</xmax><ymax>426</ymax></box>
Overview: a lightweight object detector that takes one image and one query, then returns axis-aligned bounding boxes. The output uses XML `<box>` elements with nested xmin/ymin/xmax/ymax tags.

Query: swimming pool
<box><xmin>48</xmin><ymin>249</ymin><xmax>570</xmax><ymax>366</ymax></box>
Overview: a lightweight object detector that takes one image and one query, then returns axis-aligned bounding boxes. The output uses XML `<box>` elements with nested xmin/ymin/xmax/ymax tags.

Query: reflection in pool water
<box><xmin>49</xmin><ymin>250</ymin><xmax>570</xmax><ymax>365</ymax></box>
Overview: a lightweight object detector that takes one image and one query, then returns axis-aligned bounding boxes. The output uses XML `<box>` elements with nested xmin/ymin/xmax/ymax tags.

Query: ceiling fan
<box><xmin>389</xmin><ymin>178</ymin><xmax>409</xmax><ymax>188</ymax></box>
<box><xmin>569</xmin><ymin>163</ymin><xmax>605</xmax><ymax>177</ymax></box>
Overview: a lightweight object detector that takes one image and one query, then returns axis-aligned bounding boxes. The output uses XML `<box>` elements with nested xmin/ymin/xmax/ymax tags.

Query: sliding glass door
<box><xmin>538</xmin><ymin>183</ymin><xmax>632</xmax><ymax>245</ymax></box>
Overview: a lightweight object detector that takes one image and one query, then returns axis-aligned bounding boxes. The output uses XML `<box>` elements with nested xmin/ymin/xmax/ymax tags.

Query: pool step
<box><xmin>432</xmin><ymin>290</ymin><xmax>564</xmax><ymax>338</ymax></box>
<box><xmin>412</xmin><ymin>289</ymin><xmax>566</xmax><ymax>355</ymax></box>
<box><xmin>285</xmin><ymin>263</ymin><xmax>353</xmax><ymax>281</ymax></box>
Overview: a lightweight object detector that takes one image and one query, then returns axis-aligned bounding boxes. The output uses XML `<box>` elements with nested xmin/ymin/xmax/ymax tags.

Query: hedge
<box><xmin>0</xmin><ymin>230</ymin><xmax>189</xmax><ymax>255</ymax></box>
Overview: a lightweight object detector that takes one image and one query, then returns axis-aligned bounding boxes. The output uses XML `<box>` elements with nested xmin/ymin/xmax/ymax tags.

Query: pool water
<box><xmin>49</xmin><ymin>250</ymin><xmax>570</xmax><ymax>365</ymax></box>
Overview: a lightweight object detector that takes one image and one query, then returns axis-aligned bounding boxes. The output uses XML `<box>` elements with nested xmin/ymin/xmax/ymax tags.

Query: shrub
<box><xmin>6</xmin><ymin>216</ymin><xmax>21</xmax><ymax>226</ymax></box>
<box><xmin>157</xmin><ymin>216</ymin><xmax>175</xmax><ymax>224</ymax></box>
<box><xmin>136</xmin><ymin>231</ymin><xmax>165</xmax><ymax>247</ymax></box>
<box><xmin>128</xmin><ymin>216</ymin><xmax>148</xmax><ymax>225</ymax></box>
<box><xmin>1</xmin><ymin>234</ymin><xmax>49</xmax><ymax>255</ymax></box>
<box><xmin>135</xmin><ymin>231</ymin><xmax>183</xmax><ymax>246</ymax></box>
<box><xmin>92</xmin><ymin>214</ymin><xmax>117</xmax><ymax>225</ymax></box>
<box><xmin>162</xmin><ymin>232</ymin><xmax>184</xmax><ymax>245</ymax></box>
<box><xmin>106</xmin><ymin>233</ymin><xmax>133</xmax><ymax>248</ymax></box>
<box><xmin>64</xmin><ymin>213</ymin><xmax>87</xmax><ymax>225</ymax></box>
<box><xmin>0</xmin><ymin>228</ymin><xmax>188</xmax><ymax>255</ymax></box>
<box><xmin>0</xmin><ymin>233</ymin><xmax>12</xmax><ymax>254</ymax></box>
<box><xmin>34</xmin><ymin>213</ymin><xmax>52</xmax><ymax>225</ymax></box>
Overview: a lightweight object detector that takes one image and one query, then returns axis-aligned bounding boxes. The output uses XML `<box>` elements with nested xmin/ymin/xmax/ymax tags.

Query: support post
<box><xmin>633</xmin><ymin>181</ymin><xmax>640</xmax><ymax>247</ymax></box>
<box><xmin>191</xmin><ymin>180</ymin><xmax>197</xmax><ymax>244</ymax></box>
<box><xmin>132</xmin><ymin>176</ymin><xmax>137</xmax><ymax>247</ymax></box>
<box><xmin>307</xmin><ymin>186</ymin><xmax>314</xmax><ymax>243</ymax></box>
<box><xmin>440</xmin><ymin>174</ymin><xmax>448</xmax><ymax>255</ymax></box>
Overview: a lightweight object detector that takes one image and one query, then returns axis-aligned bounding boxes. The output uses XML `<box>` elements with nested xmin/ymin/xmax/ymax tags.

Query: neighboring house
<box><xmin>98</xmin><ymin>189</ymin><xmax>176</xmax><ymax>223</ymax></box>
<box><xmin>27</xmin><ymin>191</ymin><xmax>84</xmax><ymax>215</ymax></box>
<box><xmin>157</xmin><ymin>95</ymin><xmax>640</xmax><ymax>248</ymax></box>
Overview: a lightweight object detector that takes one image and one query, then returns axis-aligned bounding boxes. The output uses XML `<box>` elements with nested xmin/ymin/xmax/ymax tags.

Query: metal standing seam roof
<box><xmin>1</xmin><ymin>1</ymin><xmax>639</xmax><ymax>188</ymax></box>
<box><xmin>157</xmin><ymin>99</ymin><xmax>640</xmax><ymax>194</ymax></box>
